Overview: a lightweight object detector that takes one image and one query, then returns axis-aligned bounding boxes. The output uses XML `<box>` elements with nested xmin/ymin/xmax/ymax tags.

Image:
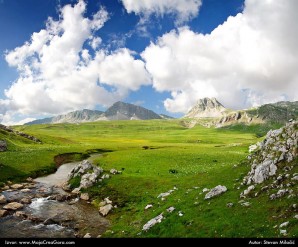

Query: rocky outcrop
<box><xmin>67</xmin><ymin>160</ymin><xmax>103</xmax><ymax>190</ymax></box>
<box><xmin>0</xmin><ymin>124</ymin><xmax>41</xmax><ymax>143</ymax></box>
<box><xmin>204</xmin><ymin>185</ymin><xmax>227</xmax><ymax>199</ymax></box>
<box><xmin>242</xmin><ymin>121</ymin><xmax>297</xmax><ymax>185</ymax></box>
<box><xmin>184</xmin><ymin>98</ymin><xmax>226</xmax><ymax>118</ymax></box>
<box><xmin>0</xmin><ymin>140</ymin><xmax>7</xmax><ymax>152</ymax></box>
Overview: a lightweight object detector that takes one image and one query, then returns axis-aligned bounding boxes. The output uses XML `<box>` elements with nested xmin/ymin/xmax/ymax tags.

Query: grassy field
<box><xmin>0</xmin><ymin>120</ymin><xmax>297</xmax><ymax>237</ymax></box>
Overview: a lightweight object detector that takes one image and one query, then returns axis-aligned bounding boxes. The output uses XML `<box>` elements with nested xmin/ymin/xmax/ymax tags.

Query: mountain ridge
<box><xmin>25</xmin><ymin>102</ymin><xmax>168</xmax><ymax>125</ymax></box>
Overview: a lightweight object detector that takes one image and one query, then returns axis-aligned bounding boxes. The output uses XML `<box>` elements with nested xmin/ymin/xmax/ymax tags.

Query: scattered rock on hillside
<box><xmin>145</xmin><ymin>204</ymin><xmax>153</xmax><ymax>210</ymax></box>
<box><xmin>226</xmin><ymin>203</ymin><xmax>234</xmax><ymax>207</ymax></box>
<box><xmin>167</xmin><ymin>207</ymin><xmax>175</xmax><ymax>213</ymax></box>
<box><xmin>99</xmin><ymin>204</ymin><xmax>113</xmax><ymax>216</ymax></box>
<box><xmin>204</xmin><ymin>185</ymin><xmax>227</xmax><ymax>200</ymax></box>
<box><xmin>240</xmin><ymin>185</ymin><xmax>255</xmax><ymax>198</ymax></box>
<box><xmin>80</xmin><ymin>193</ymin><xmax>89</xmax><ymax>201</ymax></box>
<box><xmin>110</xmin><ymin>169</ymin><xmax>120</xmax><ymax>175</ymax></box>
<box><xmin>142</xmin><ymin>213</ymin><xmax>164</xmax><ymax>231</ymax></box>
<box><xmin>83</xmin><ymin>233</ymin><xmax>92</xmax><ymax>238</ymax></box>
<box><xmin>279</xmin><ymin>222</ymin><xmax>289</xmax><ymax>228</ymax></box>
<box><xmin>157</xmin><ymin>187</ymin><xmax>177</xmax><ymax>199</ymax></box>
<box><xmin>0</xmin><ymin>140</ymin><xmax>7</xmax><ymax>152</ymax></box>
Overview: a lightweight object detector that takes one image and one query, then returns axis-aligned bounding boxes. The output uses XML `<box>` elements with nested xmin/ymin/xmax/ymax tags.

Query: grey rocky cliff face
<box><xmin>243</xmin><ymin>121</ymin><xmax>297</xmax><ymax>185</ymax></box>
<box><xmin>184</xmin><ymin>98</ymin><xmax>226</xmax><ymax>118</ymax></box>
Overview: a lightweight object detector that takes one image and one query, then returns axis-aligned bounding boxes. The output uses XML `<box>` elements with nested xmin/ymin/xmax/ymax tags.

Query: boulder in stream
<box><xmin>3</xmin><ymin>202</ymin><xmax>24</xmax><ymax>210</ymax></box>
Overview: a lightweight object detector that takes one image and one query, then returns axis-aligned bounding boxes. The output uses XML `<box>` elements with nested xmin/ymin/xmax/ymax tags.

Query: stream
<box><xmin>0</xmin><ymin>155</ymin><xmax>109</xmax><ymax>238</ymax></box>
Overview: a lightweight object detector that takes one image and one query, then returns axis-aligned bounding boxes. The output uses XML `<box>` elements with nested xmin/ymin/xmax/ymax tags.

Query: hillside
<box><xmin>183</xmin><ymin>98</ymin><xmax>298</xmax><ymax>127</ymax></box>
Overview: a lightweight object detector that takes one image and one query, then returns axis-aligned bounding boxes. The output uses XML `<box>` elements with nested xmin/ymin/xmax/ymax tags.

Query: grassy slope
<box><xmin>1</xmin><ymin>120</ymin><xmax>297</xmax><ymax>237</ymax></box>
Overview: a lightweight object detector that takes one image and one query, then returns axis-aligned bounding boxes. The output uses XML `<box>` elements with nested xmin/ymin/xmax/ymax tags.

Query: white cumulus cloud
<box><xmin>121</xmin><ymin>0</ymin><xmax>202</xmax><ymax>24</ymax></box>
<box><xmin>141</xmin><ymin>0</ymin><xmax>298</xmax><ymax>113</ymax></box>
<box><xmin>1</xmin><ymin>0</ymin><xmax>150</xmax><ymax>123</ymax></box>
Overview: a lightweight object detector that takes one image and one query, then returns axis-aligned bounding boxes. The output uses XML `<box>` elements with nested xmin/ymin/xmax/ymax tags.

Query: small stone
<box><xmin>10</xmin><ymin>184</ymin><xmax>24</xmax><ymax>190</ymax></box>
<box><xmin>145</xmin><ymin>204</ymin><xmax>153</xmax><ymax>210</ymax></box>
<box><xmin>294</xmin><ymin>215</ymin><xmax>298</xmax><ymax>219</ymax></box>
<box><xmin>0</xmin><ymin>195</ymin><xmax>7</xmax><ymax>204</ymax></box>
<box><xmin>104</xmin><ymin>197</ymin><xmax>112</xmax><ymax>204</ymax></box>
<box><xmin>20</xmin><ymin>189</ymin><xmax>31</xmax><ymax>193</ymax></box>
<box><xmin>279</xmin><ymin>222</ymin><xmax>289</xmax><ymax>228</ymax></box>
<box><xmin>292</xmin><ymin>204</ymin><xmax>297</xmax><ymax>209</ymax></box>
<box><xmin>99</xmin><ymin>204</ymin><xmax>113</xmax><ymax>216</ymax></box>
<box><xmin>20</xmin><ymin>198</ymin><xmax>32</xmax><ymax>204</ymax></box>
<box><xmin>26</xmin><ymin>177</ymin><xmax>33</xmax><ymax>182</ymax></box>
<box><xmin>178</xmin><ymin>211</ymin><xmax>184</xmax><ymax>216</ymax></box>
<box><xmin>101</xmin><ymin>174</ymin><xmax>110</xmax><ymax>179</ymax></box>
<box><xmin>110</xmin><ymin>169</ymin><xmax>118</xmax><ymax>175</ymax></box>
<box><xmin>83</xmin><ymin>233</ymin><xmax>91</xmax><ymax>238</ymax></box>
<box><xmin>14</xmin><ymin>211</ymin><xmax>27</xmax><ymax>219</ymax></box>
<box><xmin>97</xmin><ymin>235</ymin><xmax>102</xmax><ymax>238</ymax></box>
<box><xmin>202</xmin><ymin>188</ymin><xmax>209</xmax><ymax>193</ymax></box>
<box><xmin>291</xmin><ymin>176</ymin><xmax>298</xmax><ymax>181</ymax></box>
<box><xmin>99</xmin><ymin>201</ymin><xmax>107</xmax><ymax>207</ymax></box>
<box><xmin>0</xmin><ymin>209</ymin><xmax>8</xmax><ymax>217</ymax></box>
<box><xmin>280</xmin><ymin>229</ymin><xmax>287</xmax><ymax>236</ymax></box>
<box><xmin>2</xmin><ymin>185</ymin><xmax>9</xmax><ymax>190</ymax></box>
<box><xmin>167</xmin><ymin>207</ymin><xmax>175</xmax><ymax>213</ymax></box>
<box><xmin>71</xmin><ymin>188</ymin><xmax>80</xmax><ymax>194</ymax></box>
<box><xmin>241</xmin><ymin>202</ymin><xmax>250</xmax><ymax>207</ymax></box>
<box><xmin>80</xmin><ymin>193</ymin><xmax>89</xmax><ymax>201</ymax></box>
<box><xmin>226</xmin><ymin>203</ymin><xmax>234</xmax><ymax>208</ymax></box>
<box><xmin>3</xmin><ymin>202</ymin><xmax>23</xmax><ymax>210</ymax></box>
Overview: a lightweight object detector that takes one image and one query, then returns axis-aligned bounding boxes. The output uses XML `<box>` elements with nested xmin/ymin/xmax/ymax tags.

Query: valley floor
<box><xmin>0</xmin><ymin>120</ymin><xmax>297</xmax><ymax>237</ymax></box>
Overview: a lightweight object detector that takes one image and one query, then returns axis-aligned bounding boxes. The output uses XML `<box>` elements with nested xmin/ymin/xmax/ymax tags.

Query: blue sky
<box><xmin>0</xmin><ymin>0</ymin><xmax>297</xmax><ymax>125</ymax></box>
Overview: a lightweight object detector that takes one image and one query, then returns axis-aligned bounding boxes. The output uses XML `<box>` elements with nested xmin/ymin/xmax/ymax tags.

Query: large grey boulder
<box><xmin>204</xmin><ymin>185</ymin><xmax>227</xmax><ymax>199</ymax></box>
<box><xmin>67</xmin><ymin>160</ymin><xmax>103</xmax><ymax>190</ymax></box>
<box><xmin>0</xmin><ymin>140</ymin><xmax>7</xmax><ymax>152</ymax></box>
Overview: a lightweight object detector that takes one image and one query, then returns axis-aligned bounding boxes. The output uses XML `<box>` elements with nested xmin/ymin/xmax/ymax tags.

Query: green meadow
<box><xmin>0</xmin><ymin>120</ymin><xmax>297</xmax><ymax>237</ymax></box>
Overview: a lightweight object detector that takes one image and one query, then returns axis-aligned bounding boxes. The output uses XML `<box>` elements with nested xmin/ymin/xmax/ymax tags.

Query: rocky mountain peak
<box><xmin>184</xmin><ymin>97</ymin><xmax>226</xmax><ymax>118</ymax></box>
<box><xmin>105</xmin><ymin>101</ymin><xmax>162</xmax><ymax>120</ymax></box>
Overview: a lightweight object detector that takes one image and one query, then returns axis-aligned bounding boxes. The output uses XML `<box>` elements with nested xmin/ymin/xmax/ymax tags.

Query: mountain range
<box><xmin>24</xmin><ymin>98</ymin><xmax>298</xmax><ymax>126</ymax></box>
<box><xmin>25</xmin><ymin>101</ymin><xmax>172</xmax><ymax>125</ymax></box>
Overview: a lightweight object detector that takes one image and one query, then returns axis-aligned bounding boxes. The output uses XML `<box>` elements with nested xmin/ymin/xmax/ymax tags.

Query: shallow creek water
<box><xmin>0</xmin><ymin>155</ymin><xmax>109</xmax><ymax>238</ymax></box>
